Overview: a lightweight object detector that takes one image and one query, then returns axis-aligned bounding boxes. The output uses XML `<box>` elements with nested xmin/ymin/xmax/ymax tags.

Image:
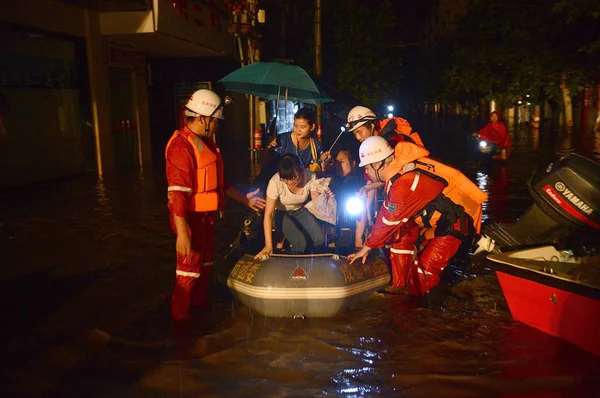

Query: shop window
<box><xmin>0</xmin><ymin>22</ymin><xmax>92</xmax><ymax>187</ymax></box>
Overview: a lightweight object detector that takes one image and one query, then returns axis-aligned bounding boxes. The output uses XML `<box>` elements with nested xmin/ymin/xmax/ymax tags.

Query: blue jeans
<box><xmin>276</xmin><ymin>207</ymin><xmax>325</xmax><ymax>253</ymax></box>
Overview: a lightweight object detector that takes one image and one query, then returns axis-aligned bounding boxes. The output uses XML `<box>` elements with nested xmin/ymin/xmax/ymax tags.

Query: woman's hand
<box><xmin>254</xmin><ymin>244</ymin><xmax>273</xmax><ymax>260</ymax></box>
<box><xmin>176</xmin><ymin>232</ymin><xmax>192</xmax><ymax>257</ymax></box>
<box><xmin>359</xmin><ymin>182</ymin><xmax>383</xmax><ymax>198</ymax></box>
<box><xmin>246</xmin><ymin>188</ymin><xmax>266</xmax><ymax>211</ymax></box>
<box><xmin>472</xmin><ymin>132</ymin><xmax>480</xmax><ymax>138</ymax></box>
<box><xmin>267</xmin><ymin>137</ymin><xmax>278</xmax><ymax>149</ymax></box>
<box><xmin>359</xmin><ymin>183</ymin><xmax>379</xmax><ymax>198</ymax></box>
<box><xmin>321</xmin><ymin>151</ymin><xmax>333</xmax><ymax>165</ymax></box>
<box><xmin>354</xmin><ymin>236</ymin><xmax>364</xmax><ymax>249</ymax></box>
<box><xmin>348</xmin><ymin>245</ymin><xmax>371</xmax><ymax>264</ymax></box>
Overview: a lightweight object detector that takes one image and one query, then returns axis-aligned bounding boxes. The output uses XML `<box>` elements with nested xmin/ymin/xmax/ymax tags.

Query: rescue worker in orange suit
<box><xmin>165</xmin><ymin>89</ymin><xmax>266</xmax><ymax>322</ymax></box>
<box><xmin>322</xmin><ymin>105</ymin><xmax>426</xmax><ymax>168</ymax></box>
<box><xmin>322</xmin><ymin>105</ymin><xmax>431</xmax><ymax>228</ymax></box>
<box><xmin>348</xmin><ymin>136</ymin><xmax>489</xmax><ymax>296</ymax></box>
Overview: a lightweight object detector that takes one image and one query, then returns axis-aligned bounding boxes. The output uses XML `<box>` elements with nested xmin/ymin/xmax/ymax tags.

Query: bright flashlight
<box><xmin>340</xmin><ymin>126</ymin><xmax>345</xmax><ymax>132</ymax></box>
<box><xmin>387</xmin><ymin>105</ymin><xmax>394</xmax><ymax>111</ymax></box>
<box><xmin>479</xmin><ymin>141</ymin><xmax>488</xmax><ymax>148</ymax></box>
<box><xmin>345</xmin><ymin>197</ymin><xmax>364</xmax><ymax>216</ymax></box>
<box><xmin>387</xmin><ymin>113</ymin><xmax>394</xmax><ymax>118</ymax></box>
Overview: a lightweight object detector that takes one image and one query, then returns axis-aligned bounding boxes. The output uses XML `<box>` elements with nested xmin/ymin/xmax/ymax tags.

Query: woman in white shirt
<box><xmin>254</xmin><ymin>154</ymin><xmax>326</xmax><ymax>258</ymax></box>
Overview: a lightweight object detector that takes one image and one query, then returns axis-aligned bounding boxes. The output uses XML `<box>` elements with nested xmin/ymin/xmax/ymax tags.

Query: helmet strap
<box><xmin>374</xmin><ymin>169</ymin><xmax>382</xmax><ymax>183</ymax></box>
<box><xmin>198</xmin><ymin>115</ymin><xmax>214</xmax><ymax>136</ymax></box>
<box><xmin>372</xmin><ymin>158</ymin><xmax>387</xmax><ymax>182</ymax></box>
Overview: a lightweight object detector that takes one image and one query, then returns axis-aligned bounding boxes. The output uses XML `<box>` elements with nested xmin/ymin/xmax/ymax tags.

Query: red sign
<box><xmin>108</xmin><ymin>45</ymin><xmax>146</xmax><ymax>75</ymax></box>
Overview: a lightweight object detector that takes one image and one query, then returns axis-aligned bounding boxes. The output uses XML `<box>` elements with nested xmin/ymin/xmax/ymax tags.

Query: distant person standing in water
<box><xmin>472</xmin><ymin>111</ymin><xmax>512</xmax><ymax>160</ymax></box>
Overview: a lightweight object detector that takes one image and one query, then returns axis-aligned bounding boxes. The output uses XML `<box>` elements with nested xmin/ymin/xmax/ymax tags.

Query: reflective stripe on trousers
<box><xmin>170</xmin><ymin>212</ymin><xmax>215</xmax><ymax>321</ymax></box>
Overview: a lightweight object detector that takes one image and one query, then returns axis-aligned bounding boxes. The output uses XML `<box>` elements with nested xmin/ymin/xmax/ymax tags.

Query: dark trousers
<box><xmin>275</xmin><ymin>207</ymin><xmax>325</xmax><ymax>253</ymax></box>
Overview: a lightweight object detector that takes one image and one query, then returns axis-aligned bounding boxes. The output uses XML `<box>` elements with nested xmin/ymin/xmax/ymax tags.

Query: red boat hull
<box><xmin>496</xmin><ymin>271</ymin><xmax>600</xmax><ymax>356</ymax></box>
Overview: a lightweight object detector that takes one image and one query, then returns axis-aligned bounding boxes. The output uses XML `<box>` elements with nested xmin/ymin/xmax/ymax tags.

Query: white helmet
<box><xmin>185</xmin><ymin>89</ymin><xmax>223</xmax><ymax>118</ymax></box>
<box><xmin>346</xmin><ymin>106</ymin><xmax>377</xmax><ymax>132</ymax></box>
<box><xmin>358</xmin><ymin>136</ymin><xmax>394</xmax><ymax>167</ymax></box>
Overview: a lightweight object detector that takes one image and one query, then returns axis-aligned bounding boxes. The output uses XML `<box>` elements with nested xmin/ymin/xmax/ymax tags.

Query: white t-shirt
<box><xmin>266</xmin><ymin>169</ymin><xmax>316</xmax><ymax>211</ymax></box>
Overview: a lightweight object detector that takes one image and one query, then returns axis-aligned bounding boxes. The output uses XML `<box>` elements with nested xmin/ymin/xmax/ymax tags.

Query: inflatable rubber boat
<box><xmin>221</xmin><ymin>210</ymin><xmax>391</xmax><ymax>318</ymax></box>
<box><xmin>226</xmin><ymin>252</ymin><xmax>390</xmax><ymax>318</ymax></box>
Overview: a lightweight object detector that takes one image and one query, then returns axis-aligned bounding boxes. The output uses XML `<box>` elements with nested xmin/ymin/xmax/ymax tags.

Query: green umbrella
<box><xmin>219</xmin><ymin>62</ymin><xmax>334</xmax><ymax>105</ymax></box>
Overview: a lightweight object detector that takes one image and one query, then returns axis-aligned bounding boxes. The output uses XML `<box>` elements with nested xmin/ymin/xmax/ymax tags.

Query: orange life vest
<box><xmin>165</xmin><ymin>130</ymin><xmax>225</xmax><ymax>212</ymax></box>
<box><xmin>386</xmin><ymin>141</ymin><xmax>488</xmax><ymax>234</ymax></box>
<box><xmin>377</xmin><ymin>117</ymin><xmax>426</xmax><ymax>148</ymax></box>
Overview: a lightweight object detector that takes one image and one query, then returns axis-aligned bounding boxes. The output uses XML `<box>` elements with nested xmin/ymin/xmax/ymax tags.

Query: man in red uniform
<box><xmin>165</xmin><ymin>89</ymin><xmax>265</xmax><ymax>322</ymax></box>
<box><xmin>322</xmin><ymin>106</ymin><xmax>426</xmax><ymax>166</ymax></box>
<box><xmin>324</xmin><ymin>106</ymin><xmax>430</xmax><ymax>218</ymax></box>
<box><xmin>344</xmin><ymin>105</ymin><xmax>425</xmax><ymax>147</ymax></box>
<box><xmin>348</xmin><ymin>136</ymin><xmax>485</xmax><ymax>296</ymax></box>
<box><xmin>472</xmin><ymin>110</ymin><xmax>512</xmax><ymax>160</ymax></box>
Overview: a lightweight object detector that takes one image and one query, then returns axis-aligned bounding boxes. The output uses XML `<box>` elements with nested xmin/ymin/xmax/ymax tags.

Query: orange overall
<box><xmin>165</xmin><ymin>126</ymin><xmax>226</xmax><ymax>321</ymax></box>
<box><xmin>366</xmin><ymin>140</ymin><xmax>487</xmax><ymax>295</ymax></box>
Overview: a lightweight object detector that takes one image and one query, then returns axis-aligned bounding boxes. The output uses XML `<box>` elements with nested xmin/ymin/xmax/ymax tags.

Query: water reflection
<box><xmin>476</xmin><ymin>171</ymin><xmax>490</xmax><ymax>223</ymax></box>
<box><xmin>95</xmin><ymin>178</ymin><xmax>110</xmax><ymax>209</ymax></box>
<box><xmin>531</xmin><ymin>128</ymin><xmax>540</xmax><ymax>150</ymax></box>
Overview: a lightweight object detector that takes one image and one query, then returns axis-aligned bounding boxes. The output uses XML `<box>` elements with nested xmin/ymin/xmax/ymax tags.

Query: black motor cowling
<box><xmin>483</xmin><ymin>153</ymin><xmax>600</xmax><ymax>251</ymax></box>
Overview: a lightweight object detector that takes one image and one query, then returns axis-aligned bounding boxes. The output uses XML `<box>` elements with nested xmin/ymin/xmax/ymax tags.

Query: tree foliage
<box><xmin>323</xmin><ymin>0</ymin><xmax>402</xmax><ymax>108</ymax></box>
<box><xmin>553</xmin><ymin>0</ymin><xmax>600</xmax><ymax>56</ymax></box>
<box><xmin>429</xmin><ymin>0</ymin><xmax>600</xmax><ymax>107</ymax></box>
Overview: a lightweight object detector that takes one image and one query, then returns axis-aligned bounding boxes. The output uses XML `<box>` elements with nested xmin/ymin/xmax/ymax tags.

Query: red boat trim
<box><xmin>488</xmin><ymin>260</ymin><xmax>600</xmax><ymax>301</ymax></box>
<box><xmin>542</xmin><ymin>184</ymin><xmax>600</xmax><ymax>230</ymax></box>
<box><xmin>495</xmin><ymin>270</ymin><xmax>600</xmax><ymax>357</ymax></box>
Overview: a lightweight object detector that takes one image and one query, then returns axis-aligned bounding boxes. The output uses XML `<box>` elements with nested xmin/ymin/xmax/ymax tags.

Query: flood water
<box><xmin>1</xmin><ymin>118</ymin><xmax>600</xmax><ymax>397</ymax></box>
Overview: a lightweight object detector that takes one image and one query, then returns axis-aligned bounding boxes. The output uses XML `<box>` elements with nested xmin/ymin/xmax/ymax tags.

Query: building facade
<box><xmin>0</xmin><ymin>0</ymin><xmax>236</xmax><ymax>188</ymax></box>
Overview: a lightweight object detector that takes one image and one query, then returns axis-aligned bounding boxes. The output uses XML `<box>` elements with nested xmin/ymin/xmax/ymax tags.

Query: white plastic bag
<box><xmin>305</xmin><ymin>178</ymin><xmax>337</xmax><ymax>225</ymax></box>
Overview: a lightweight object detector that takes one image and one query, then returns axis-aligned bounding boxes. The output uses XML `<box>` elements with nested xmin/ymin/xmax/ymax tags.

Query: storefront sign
<box><xmin>108</xmin><ymin>44</ymin><xmax>145</xmax><ymax>76</ymax></box>
<box><xmin>156</xmin><ymin>0</ymin><xmax>230</xmax><ymax>55</ymax></box>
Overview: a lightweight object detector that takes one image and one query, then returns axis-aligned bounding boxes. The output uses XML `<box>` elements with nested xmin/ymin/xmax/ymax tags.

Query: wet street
<box><xmin>1</xmin><ymin>119</ymin><xmax>600</xmax><ymax>397</ymax></box>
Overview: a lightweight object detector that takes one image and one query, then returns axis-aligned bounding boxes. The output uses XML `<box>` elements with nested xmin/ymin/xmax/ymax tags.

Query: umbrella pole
<box><xmin>274</xmin><ymin>86</ymin><xmax>281</xmax><ymax>140</ymax></box>
<box><xmin>284</xmin><ymin>87</ymin><xmax>288</xmax><ymax>128</ymax></box>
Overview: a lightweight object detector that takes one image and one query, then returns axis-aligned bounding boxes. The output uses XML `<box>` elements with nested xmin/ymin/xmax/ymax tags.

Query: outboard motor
<box><xmin>483</xmin><ymin>153</ymin><xmax>600</xmax><ymax>251</ymax></box>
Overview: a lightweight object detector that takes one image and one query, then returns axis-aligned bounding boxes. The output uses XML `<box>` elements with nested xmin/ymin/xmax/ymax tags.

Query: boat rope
<box><xmin>267</xmin><ymin>253</ymin><xmax>349</xmax><ymax>260</ymax></box>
